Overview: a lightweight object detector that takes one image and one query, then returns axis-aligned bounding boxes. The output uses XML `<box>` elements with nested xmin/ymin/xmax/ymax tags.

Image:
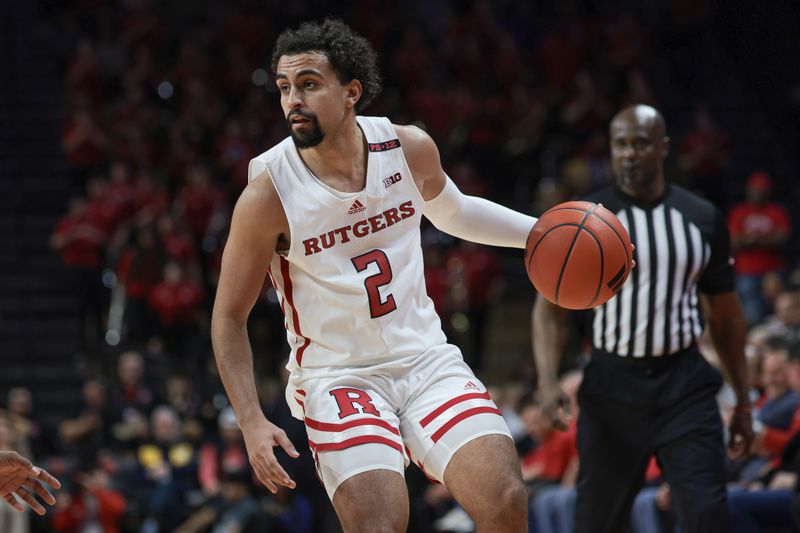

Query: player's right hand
<box><xmin>0</xmin><ymin>451</ymin><xmax>61</xmax><ymax>515</ymax></box>
<box><xmin>241</xmin><ymin>416</ymin><xmax>300</xmax><ymax>494</ymax></box>
<box><xmin>537</xmin><ymin>384</ymin><xmax>572</xmax><ymax>431</ymax></box>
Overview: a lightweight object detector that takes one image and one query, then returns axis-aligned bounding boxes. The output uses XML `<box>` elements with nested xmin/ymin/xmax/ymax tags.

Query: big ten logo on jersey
<box><xmin>383</xmin><ymin>172</ymin><xmax>402</xmax><ymax>188</ymax></box>
<box><xmin>329</xmin><ymin>388</ymin><xmax>380</xmax><ymax>419</ymax></box>
<box><xmin>368</xmin><ymin>138</ymin><xmax>401</xmax><ymax>153</ymax></box>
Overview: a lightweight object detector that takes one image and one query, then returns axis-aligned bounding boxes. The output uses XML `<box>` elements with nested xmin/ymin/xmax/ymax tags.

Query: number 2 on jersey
<box><xmin>351</xmin><ymin>249</ymin><xmax>397</xmax><ymax>318</ymax></box>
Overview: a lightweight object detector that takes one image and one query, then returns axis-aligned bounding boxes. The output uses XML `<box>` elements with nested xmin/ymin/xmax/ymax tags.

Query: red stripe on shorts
<box><xmin>430</xmin><ymin>406</ymin><xmax>502</xmax><ymax>443</ymax></box>
<box><xmin>297</xmin><ymin>389</ymin><xmax>306</xmax><ymax>396</ymax></box>
<box><xmin>304</xmin><ymin>416</ymin><xmax>400</xmax><ymax>436</ymax></box>
<box><xmin>280</xmin><ymin>257</ymin><xmax>310</xmax><ymax>366</ymax></box>
<box><xmin>309</xmin><ymin>435</ymin><xmax>403</xmax><ymax>453</ymax></box>
<box><xmin>420</xmin><ymin>392</ymin><xmax>491</xmax><ymax>428</ymax></box>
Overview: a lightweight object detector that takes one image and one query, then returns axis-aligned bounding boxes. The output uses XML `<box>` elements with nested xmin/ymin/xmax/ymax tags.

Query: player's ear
<box><xmin>661</xmin><ymin>136</ymin><xmax>671</xmax><ymax>159</ymax></box>
<box><xmin>345</xmin><ymin>79</ymin><xmax>362</xmax><ymax>110</ymax></box>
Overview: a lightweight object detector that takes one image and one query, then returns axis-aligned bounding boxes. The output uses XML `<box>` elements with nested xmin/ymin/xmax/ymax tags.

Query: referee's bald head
<box><xmin>610</xmin><ymin>104</ymin><xmax>667</xmax><ymax>139</ymax></box>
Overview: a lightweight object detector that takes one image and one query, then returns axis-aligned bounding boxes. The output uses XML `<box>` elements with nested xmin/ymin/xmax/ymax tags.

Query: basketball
<box><xmin>525</xmin><ymin>201</ymin><xmax>633</xmax><ymax>310</ymax></box>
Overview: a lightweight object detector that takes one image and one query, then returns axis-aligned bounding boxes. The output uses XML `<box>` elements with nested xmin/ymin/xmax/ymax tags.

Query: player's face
<box><xmin>275</xmin><ymin>53</ymin><xmax>351</xmax><ymax>149</ymax></box>
<box><xmin>610</xmin><ymin>119</ymin><xmax>668</xmax><ymax>193</ymax></box>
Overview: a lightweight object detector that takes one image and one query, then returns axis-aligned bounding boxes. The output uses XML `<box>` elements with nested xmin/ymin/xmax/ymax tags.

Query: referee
<box><xmin>533</xmin><ymin>105</ymin><xmax>754</xmax><ymax>533</ymax></box>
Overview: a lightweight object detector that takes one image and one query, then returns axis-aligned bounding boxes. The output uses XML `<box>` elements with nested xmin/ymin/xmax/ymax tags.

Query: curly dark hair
<box><xmin>271</xmin><ymin>18</ymin><xmax>382</xmax><ymax>112</ymax></box>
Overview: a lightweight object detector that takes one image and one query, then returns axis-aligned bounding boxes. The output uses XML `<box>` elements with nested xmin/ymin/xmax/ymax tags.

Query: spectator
<box><xmin>678</xmin><ymin>105</ymin><xmax>731</xmax><ymax>207</ymax></box>
<box><xmin>116</xmin><ymin>226</ymin><xmax>165</xmax><ymax>343</ymax></box>
<box><xmin>728</xmin><ymin>171</ymin><xmax>792</xmax><ymax>324</ymax></box>
<box><xmin>726</xmin><ymin>340</ymin><xmax>800</xmax><ymax>533</ymax></box>
<box><xmin>174</xmin><ymin>467</ymin><xmax>261</xmax><ymax>533</ymax></box>
<box><xmin>198</xmin><ymin>407</ymin><xmax>249</xmax><ymax>500</ymax></box>
<box><xmin>173</xmin><ymin>163</ymin><xmax>227</xmax><ymax>243</ymax></box>
<box><xmin>136</xmin><ymin>406</ymin><xmax>199</xmax><ymax>532</ymax></box>
<box><xmin>50</xmin><ymin>196</ymin><xmax>107</xmax><ymax>352</ymax></box>
<box><xmin>108</xmin><ymin>351</ymin><xmax>155</xmax><ymax>450</ymax></box>
<box><xmin>261</xmin><ymin>483</ymin><xmax>314</xmax><ymax>533</ymax></box>
<box><xmin>757</xmin><ymin>339</ymin><xmax>800</xmax><ymax>431</ymax></box>
<box><xmin>51</xmin><ymin>461</ymin><xmax>127</xmax><ymax>533</ymax></box>
<box><xmin>62</xmin><ymin>106</ymin><xmax>109</xmax><ymax>191</ymax></box>
<box><xmin>132</xmin><ymin>170</ymin><xmax>170</xmax><ymax>227</ymax></box>
<box><xmin>518</xmin><ymin>399</ymin><xmax>577</xmax><ymax>494</ymax></box>
<box><xmin>529</xmin><ymin>371</ymin><xmax>582</xmax><ymax>533</ymax></box>
<box><xmin>4</xmin><ymin>387</ymin><xmax>52</xmax><ymax>460</ymax></box>
<box><xmin>443</xmin><ymin>240</ymin><xmax>503</xmax><ymax>370</ymax></box>
<box><xmin>148</xmin><ymin>261</ymin><xmax>204</xmax><ymax>358</ymax></box>
<box><xmin>753</xmin><ymin>284</ymin><xmax>800</xmax><ymax>345</ymax></box>
<box><xmin>58</xmin><ymin>378</ymin><xmax>113</xmax><ymax>458</ymax></box>
<box><xmin>163</xmin><ymin>374</ymin><xmax>204</xmax><ymax>441</ymax></box>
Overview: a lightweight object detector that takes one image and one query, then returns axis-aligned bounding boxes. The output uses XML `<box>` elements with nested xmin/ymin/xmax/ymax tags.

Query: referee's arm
<box><xmin>699</xmin><ymin>209</ymin><xmax>754</xmax><ymax>455</ymax></box>
<box><xmin>532</xmin><ymin>297</ymin><xmax>571</xmax><ymax>430</ymax></box>
<box><xmin>701</xmin><ymin>291</ymin><xmax>753</xmax><ymax>454</ymax></box>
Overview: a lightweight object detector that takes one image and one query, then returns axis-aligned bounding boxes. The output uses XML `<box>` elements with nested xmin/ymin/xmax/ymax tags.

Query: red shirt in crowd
<box><xmin>52</xmin><ymin>487</ymin><xmax>126</xmax><ymax>533</ymax></box>
<box><xmin>728</xmin><ymin>202</ymin><xmax>791</xmax><ymax>275</ymax></box>
<box><xmin>148</xmin><ymin>280</ymin><xmax>203</xmax><ymax>326</ymax></box>
<box><xmin>116</xmin><ymin>248</ymin><xmax>163</xmax><ymax>299</ymax></box>
<box><xmin>175</xmin><ymin>184</ymin><xmax>226</xmax><ymax>239</ymax></box>
<box><xmin>521</xmin><ymin>422</ymin><xmax>578</xmax><ymax>481</ymax></box>
<box><xmin>52</xmin><ymin>216</ymin><xmax>106</xmax><ymax>270</ymax></box>
<box><xmin>198</xmin><ymin>441</ymin><xmax>249</xmax><ymax>494</ymax></box>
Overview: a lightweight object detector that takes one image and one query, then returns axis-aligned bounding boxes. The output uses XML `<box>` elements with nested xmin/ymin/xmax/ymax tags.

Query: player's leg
<box><xmin>443</xmin><ymin>434</ymin><xmax>528</xmax><ymax>532</ymax></box>
<box><xmin>297</xmin><ymin>375</ymin><xmax>409</xmax><ymax>532</ymax></box>
<box><xmin>332</xmin><ymin>469</ymin><xmax>409</xmax><ymax>533</ymax></box>
<box><xmin>655</xmin><ymin>390</ymin><xmax>731</xmax><ymax>533</ymax></box>
<box><xmin>573</xmin><ymin>390</ymin><xmax>653</xmax><ymax>533</ymax></box>
<box><xmin>400</xmin><ymin>346</ymin><xmax>526</xmax><ymax>532</ymax></box>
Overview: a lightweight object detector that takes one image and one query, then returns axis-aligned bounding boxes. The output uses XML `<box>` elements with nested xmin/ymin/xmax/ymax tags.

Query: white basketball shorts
<box><xmin>285</xmin><ymin>344</ymin><xmax>511</xmax><ymax>500</ymax></box>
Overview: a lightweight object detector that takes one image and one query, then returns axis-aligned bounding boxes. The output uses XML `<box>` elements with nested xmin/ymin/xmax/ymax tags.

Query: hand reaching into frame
<box><xmin>0</xmin><ymin>451</ymin><xmax>61</xmax><ymax>515</ymax></box>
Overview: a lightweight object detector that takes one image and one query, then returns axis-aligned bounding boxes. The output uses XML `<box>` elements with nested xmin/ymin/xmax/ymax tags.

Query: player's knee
<box><xmin>487</xmin><ymin>478</ymin><xmax>528</xmax><ymax>522</ymax></box>
<box><xmin>505</xmin><ymin>480</ymin><xmax>529</xmax><ymax>516</ymax></box>
<box><xmin>341</xmin><ymin>513</ymin><xmax>405</xmax><ymax>533</ymax></box>
<box><xmin>338</xmin><ymin>500</ymin><xmax>407</xmax><ymax>533</ymax></box>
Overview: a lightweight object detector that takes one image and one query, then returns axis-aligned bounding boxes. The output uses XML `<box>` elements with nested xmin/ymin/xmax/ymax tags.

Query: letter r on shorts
<box><xmin>329</xmin><ymin>388</ymin><xmax>380</xmax><ymax>419</ymax></box>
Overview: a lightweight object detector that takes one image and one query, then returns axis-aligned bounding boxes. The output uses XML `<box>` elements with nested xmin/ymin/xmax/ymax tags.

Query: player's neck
<box><xmin>298</xmin><ymin>119</ymin><xmax>367</xmax><ymax>192</ymax></box>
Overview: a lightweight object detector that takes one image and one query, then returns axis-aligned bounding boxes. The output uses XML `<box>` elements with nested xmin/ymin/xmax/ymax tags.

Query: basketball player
<box><xmin>212</xmin><ymin>19</ymin><xmax>536</xmax><ymax>532</ymax></box>
<box><xmin>0</xmin><ymin>450</ymin><xmax>61</xmax><ymax>514</ymax></box>
<box><xmin>533</xmin><ymin>104</ymin><xmax>753</xmax><ymax>533</ymax></box>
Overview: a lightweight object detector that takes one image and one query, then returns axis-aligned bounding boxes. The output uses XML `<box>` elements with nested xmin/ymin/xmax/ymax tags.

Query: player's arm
<box><xmin>395</xmin><ymin>124</ymin><xmax>537</xmax><ymax>248</ymax></box>
<box><xmin>211</xmin><ymin>165</ymin><xmax>299</xmax><ymax>493</ymax></box>
<box><xmin>531</xmin><ymin>297</ymin><xmax>571</xmax><ymax>430</ymax></box>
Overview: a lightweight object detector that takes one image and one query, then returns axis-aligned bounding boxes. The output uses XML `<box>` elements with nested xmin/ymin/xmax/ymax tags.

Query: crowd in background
<box><xmin>2</xmin><ymin>0</ymin><xmax>798</xmax><ymax>532</ymax></box>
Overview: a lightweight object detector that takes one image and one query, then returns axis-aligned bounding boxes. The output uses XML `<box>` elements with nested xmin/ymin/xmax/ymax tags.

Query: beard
<box><xmin>618</xmin><ymin>165</ymin><xmax>655</xmax><ymax>191</ymax></box>
<box><xmin>287</xmin><ymin>110</ymin><xmax>324</xmax><ymax>149</ymax></box>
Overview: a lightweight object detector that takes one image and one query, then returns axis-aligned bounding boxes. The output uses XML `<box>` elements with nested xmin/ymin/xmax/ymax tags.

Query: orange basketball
<box><xmin>525</xmin><ymin>201</ymin><xmax>633</xmax><ymax>310</ymax></box>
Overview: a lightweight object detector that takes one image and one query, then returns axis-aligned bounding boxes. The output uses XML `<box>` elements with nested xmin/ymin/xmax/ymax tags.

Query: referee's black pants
<box><xmin>574</xmin><ymin>346</ymin><xmax>730</xmax><ymax>533</ymax></box>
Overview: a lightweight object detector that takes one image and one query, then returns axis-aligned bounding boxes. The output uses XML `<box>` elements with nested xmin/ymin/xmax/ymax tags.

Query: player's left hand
<box><xmin>0</xmin><ymin>451</ymin><xmax>61</xmax><ymax>514</ymax></box>
<box><xmin>728</xmin><ymin>405</ymin><xmax>754</xmax><ymax>458</ymax></box>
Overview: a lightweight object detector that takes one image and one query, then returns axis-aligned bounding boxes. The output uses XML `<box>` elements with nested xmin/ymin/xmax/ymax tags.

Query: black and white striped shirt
<box><xmin>585</xmin><ymin>184</ymin><xmax>734</xmax><ymax>358</ymax></box>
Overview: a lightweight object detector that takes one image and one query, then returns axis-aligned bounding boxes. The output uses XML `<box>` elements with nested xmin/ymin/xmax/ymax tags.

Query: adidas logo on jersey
<box><xmin>464</xmin><ymin>381</ymin><xmax>480</xmax><ymax>391</ymax></box>
<box><xmin>347</xmin><ymin>200</ymin><xmax>366</xmax><ymax>215</ymax></box>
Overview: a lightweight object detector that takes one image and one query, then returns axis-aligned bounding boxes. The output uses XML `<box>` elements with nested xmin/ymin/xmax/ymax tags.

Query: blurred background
<box><xmin>2</xmin><ymin>0</ymin><xmax>799</xmax><ymax>532</ymax></box>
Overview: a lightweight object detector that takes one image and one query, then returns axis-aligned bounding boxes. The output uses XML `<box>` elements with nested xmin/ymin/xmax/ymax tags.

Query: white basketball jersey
<box><xmin>250</xmin><ymin>116</ymin><xmax>447</xmax><ymax>375</ymax></box>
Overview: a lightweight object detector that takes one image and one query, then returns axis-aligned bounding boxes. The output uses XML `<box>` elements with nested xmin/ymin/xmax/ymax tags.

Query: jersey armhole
<box><xmin>260</xmin><ymin>163</ymin><xmax>293</xmax><ymax>258</ymax></box>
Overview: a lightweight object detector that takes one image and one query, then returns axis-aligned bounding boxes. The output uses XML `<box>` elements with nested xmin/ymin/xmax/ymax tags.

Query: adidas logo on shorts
<box><xmin>348</xmin><ymin>199</ymin><xmax>366</xmax><ymax>214</ymax></box>
<box><xmin>464</xmin><ymin>381</ymin><xmax>479</xmax><ymax>391</ymax></box>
